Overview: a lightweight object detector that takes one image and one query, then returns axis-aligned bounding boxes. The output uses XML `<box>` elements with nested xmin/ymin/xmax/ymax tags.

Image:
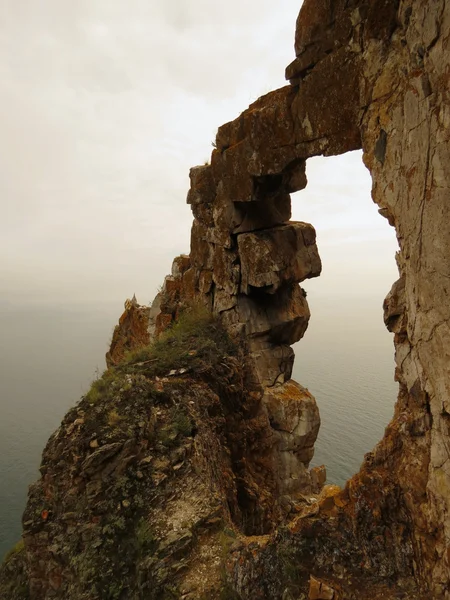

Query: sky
<box><xmin>0</xmin><ymin>3</ymin><xmax>401</xmax><ymax>553</ymax></box>
<box><xmin>0</xmin><ymin>0</ymin><xmax>399</xmax><ymax>311</ymax></box>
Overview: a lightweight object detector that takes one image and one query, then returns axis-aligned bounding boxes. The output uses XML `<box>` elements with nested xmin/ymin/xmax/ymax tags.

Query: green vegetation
<box><xmin>217</xmin><ymin>528</ymin><xmax>241</xmax><ymax>600</ymax></box>
<box><xmin>157</xmin><ymin>405</ymin><xmax>193</xmax><ymax>448</ymax></box>
<box><xmin>218</xmin><ymin>527</ymin><xmax>237</xmax><ymax>558</ymax></box>
<box><xmin>82</xmin><ymin>305</ymin><xmax>237</xmax><ymax>411</ymax></box>
<box><xmin>2</xmin><ymin>539</ymin><xmax>24</xmax><ymax>564</ymax></box>
<box><xmin>122</xmin><ymin>304</ymin><xmax>237</xmax><ymax>378</ymax></box>
<box><xmin>107</xmin><ymin>409</ymin><xmax>124</xmax><ymax>427</ymax></box>
<box><xmin>0</xmin><ymin>538</ymin><xmax>29</xmax><ymax>600</ymax></box>
<box><xmin>219</xmin><ymin>583</ymin><xmax>242</xmax><ymax>600</ymax></box>
<box><xmin>84</xmin><ymin>368</ymin><xmax>127</xmax><ymax>405</ymax></box>
<box><xmin>276</xmin><ymin>539</ymin><xmax>301</xmax><ymax>588</ymax></box>
<box><xmin>136</xmin><ymin>519</ymin><xmax>158</xmax><ymax>556</ymax></box>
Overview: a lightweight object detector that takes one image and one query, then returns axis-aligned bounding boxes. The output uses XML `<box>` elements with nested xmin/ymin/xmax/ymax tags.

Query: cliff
<box><xmin>2</xmin><ymin>0</ymin><xmax>450</xmax><ymax>598</ymax></box>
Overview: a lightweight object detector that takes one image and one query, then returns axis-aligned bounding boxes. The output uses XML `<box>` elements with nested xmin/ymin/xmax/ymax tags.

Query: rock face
<box><xmin>0</xmin><ymin>311</ymin><xmax>323</xmax><ymax>599</ymax></box>
<box><xmin>2</xmin><ymin>0</ymin><xmax>450</xmax><ymax>598</ymax></box>
<box><xmin>106</xmin><ymin>295</ymin><xmax>150</xmax><ymax>367</ymax></box>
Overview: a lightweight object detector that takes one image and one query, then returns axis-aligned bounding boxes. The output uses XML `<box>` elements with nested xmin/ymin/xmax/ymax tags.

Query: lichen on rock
<box><xmin>2</xmin><ymin>0</ymin><xmax>450</xmax><ymax>598</ymax></box>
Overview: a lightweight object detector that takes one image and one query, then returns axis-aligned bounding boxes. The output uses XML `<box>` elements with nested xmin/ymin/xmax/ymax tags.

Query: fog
<box><xmin>1</xmin><ymin>1</ymin><xmax>398</xmax><ymax>311</ymax></box>
<box><xmin>0</xmin><ymin>1</ymin><xmax>401</xmax><ymax>556</ymax></box>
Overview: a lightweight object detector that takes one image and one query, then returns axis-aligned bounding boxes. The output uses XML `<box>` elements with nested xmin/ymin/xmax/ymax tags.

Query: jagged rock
<box><xmin>309</xmin><ymin>576</ymin><xmax>335</xmax><ymax>600</ymax></box>
<box><xmin>248</xmin><ymin>341</ymin><xmax>295</xmax><ymax>387</ymax></box>
<box><xmin>81</xmin><ymin>442</ymin><xmax>124</xmax><ymax>476</ymax></box>
<box><xmin>106</xmin><ymin>298</ymin><xmax>150</xmax><ymax>367</ymax></box>
<box><xmin>238</xmin><ymin>222</ymin><xmax>321</xmax><ymax>294</ymax></box>
<box><xmin>310</xmin><ymin>465</ymin><xmax>327</xmax><ymax>493</ymax></box>
<box><xmin>383</xmin><ymin>276</ymin><xmax>406</xmax><ymax>334</ymax></box>
<box><xmin>262</xmin><ymin>381</ymin><xmax>320</xmax><ymax>495</ymax></box>
<box><xmin>238</xmin><ymin>285</ymin><xmax>310</xmax><ymax>344</ymax></box>
<box><xmin>3</xmin><ymin>1</ymin><xmax>450</xmax><ymax>598</ymax></box>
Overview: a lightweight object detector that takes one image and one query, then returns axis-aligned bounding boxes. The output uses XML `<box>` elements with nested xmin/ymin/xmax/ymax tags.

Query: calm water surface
<box><xmin>0</xmin><ymin>303</ymin><xmax>119</xmax><ymax>558</ymax></box>
<box><xmin>294</xmin><ymin>293</ymin><xmax>397</xmax><ymax>483</ymax></box>
<box><xmin>0</xmin><ymin>294</ymin><xmax>397</xmax><ymax>558</ymax></box>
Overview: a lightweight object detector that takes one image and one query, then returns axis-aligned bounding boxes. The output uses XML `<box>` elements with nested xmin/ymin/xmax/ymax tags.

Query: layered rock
<box><xmin>222</xmin><ymin>0</ymin><xmax>450</xmax><ymax>597</ymax></box>
<box><xmin>146</xmin><ymin>0</ymin><xmax>450</xmax><ymax>595</ymax></box>
<box><xmin>106</xmin><ymin>295</ymin><xmax>150</xmax><ymax>367</ymax></box>
<box><xmin>2</xmin><ymin>0</ymin><xmax>450</xmax><ymax>598</ymax></box>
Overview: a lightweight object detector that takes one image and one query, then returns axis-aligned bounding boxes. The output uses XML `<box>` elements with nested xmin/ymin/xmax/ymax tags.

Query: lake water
<box><xmin>0</xmin><ymin>294</ymin><xmax>397</xmax><ymax>559</ymax></box>
<box><xmin>0</xmin><ymin>302</ymin><xmax>119</xmax><ymax>558</ymax></box>
<box><xmin>294</xmin><ymin>293</ymin><xmax>397</xmax><ymax>482</ymax></box>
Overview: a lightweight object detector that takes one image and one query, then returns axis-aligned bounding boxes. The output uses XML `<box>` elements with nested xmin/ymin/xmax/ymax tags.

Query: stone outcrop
<box><xmin>2</xmin><ymin>0</ymin><xmax>450</xmax><ymax>598</ymax></box>
<box><xmin>0</xmin><ymin>311</ymin><xmax>325</xmax><ymax>599</ymax></box>
<box><xmin>106</xmin><ymin>295</ymin><xmax>150</xmax><ymax>367</ymax></box>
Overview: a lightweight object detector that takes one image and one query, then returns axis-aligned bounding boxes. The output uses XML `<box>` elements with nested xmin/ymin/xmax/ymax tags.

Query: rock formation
<box><xmin>1</xmin><ymin>0</ymin><xmax>450</xmax><ymax>598</ymax></box>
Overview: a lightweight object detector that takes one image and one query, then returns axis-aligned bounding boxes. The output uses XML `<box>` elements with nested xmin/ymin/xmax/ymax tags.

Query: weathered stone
<box><xmin>212</xmin><ymin>245</ymin><xmax>240</xmax><ymax>295</ymax></box>
<box><xmin>81</xmin><ymin>443</ymin><xmax>124</xmax><ymax>475</ymax></box>
<box><xmin>310</xmin><ymin>465</ymin><xmax>327</xmax><ymax>492</ymax></box>
<box><xmin>5</xmin><ymin>2</ymin><xmax>450</xmax><ymax>599</ymax></box>
<box><xmin>106</xmin><ymin>296</ymin><xmax>150</xmax><ymax>367</ymax></box>
<box><xmin>238</xmin><ymin>285</ymin><xmax>310</xmax><ymax>344</ymax></box>
<box><xmin>309</xmin><ymin>576</ymin><xmax>335</xmax><ymax>600</ymax></box>
<box><xmin>383</xmin><ymin>276</ymin><xmax>406</xmax><ymax>334</ymax></box>
<box><xmin>262</xmin><ymin>381</ymin><xmax>320</xmax><ymax>495</ymax></box>
<box><xmin>171</xmin><ymin>255</ymin><xmax>191</xmax><ymax>279</ymax></box>
<box><xmin>248</xmin><ymin>342</ymin><xmax>295</xmax><ymax>387</ymax></box>
<box><xmin>190</xmin><ymin>219</ymin><xmax>215</xmax><ymax>270</ymax></box>
<box><xmin>238</xmin><ymin>222</ymin><xmax>321</xmax><ymax>294</ymax></box>
<box><xmin>186</xmin><ymin>165</ymin><xmax>215</xmax><ymax>205</ymax></box>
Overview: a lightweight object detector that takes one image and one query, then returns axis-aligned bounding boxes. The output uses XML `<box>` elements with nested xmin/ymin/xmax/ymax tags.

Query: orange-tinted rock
<box><xmin>309</xmin><ymin>576</ymin><xmax>335</xmax><ymax>600</ymax></box>
<box><xmin>262</xmin><ymin>381</ymin><xmax>320</xmax><ymax>495</ymax></box>
<box><xmin>106</xmin><ymin>296</ymin><xmax>150</xmax><ymax>367</ymax></box>
<box><xmin>238</xmin><ymin>222</ymin><xmax>321</xmax><ymax>294</ymax></box>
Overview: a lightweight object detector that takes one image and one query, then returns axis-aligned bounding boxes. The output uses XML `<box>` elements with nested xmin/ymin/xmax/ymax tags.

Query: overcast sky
<box><xmin>0</xmin><ymin>1</ymin><xmax>399</xmax><ymax>310</ymax></box>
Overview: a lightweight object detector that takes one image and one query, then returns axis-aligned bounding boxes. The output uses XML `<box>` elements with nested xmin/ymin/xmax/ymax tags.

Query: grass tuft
<box><xmin>121</xmin><ymin>304</ymin><xmax>237</xmax><ymax>378</ymax></box>
<box><xmin>3</xmin><ymin>539</ymin><xmax>25</xmax><ymax>564</ymax></box>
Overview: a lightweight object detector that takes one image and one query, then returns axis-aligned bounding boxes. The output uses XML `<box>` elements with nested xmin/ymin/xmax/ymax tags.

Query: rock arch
<box><xmin>147</xmin><ymin>0</ymin><xmax>450</xmax><ymax>595</ymax></box>
<box><xmin>12</xmin><ymin>1</ymin><xmax>450</xmax><ymax>598</ymax></box>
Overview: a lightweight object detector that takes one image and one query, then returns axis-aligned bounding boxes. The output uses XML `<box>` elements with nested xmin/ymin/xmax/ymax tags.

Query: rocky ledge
<box><xmin>0</xmin><ymin>308</ymin><xmax>324</xmax><ymax>599</ymax></box>
<box><xmin>2</xmin><ymin>0</ymin><xmax>450</xmax><ymax>597</ymax></box>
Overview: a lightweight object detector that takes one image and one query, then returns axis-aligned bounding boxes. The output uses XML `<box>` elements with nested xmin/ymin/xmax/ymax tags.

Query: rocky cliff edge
<box><xmin>2</xmin><ymin>0</ymin><xmax>450</xmax><ymax>598</ymax></box>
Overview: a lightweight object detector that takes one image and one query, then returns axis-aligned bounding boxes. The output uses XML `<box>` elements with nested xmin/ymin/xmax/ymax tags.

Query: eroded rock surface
<box><xmin>106</xmin><ymin>295</ymin><xmax>150</xmax><ymax>368</ymax></box>
<box><xmin>2</xmin><ymin>0</ymin><xmax>450</xmax><ymax>598</ymax></box>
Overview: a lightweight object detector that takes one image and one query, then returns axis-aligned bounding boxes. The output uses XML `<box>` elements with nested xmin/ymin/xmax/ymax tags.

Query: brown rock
<box><xmin>262</xmin><ymin>381</ymin><xmax>320</xmax><ymax>495</ymax></box>
<box><xmin>106</xmin><ymin>297</ymin><xmax>150</xmax><ymax>367</ymax></box>
<box><xmin>310</xmin><ymin>465</ymin><xmax>327</xmax><ymax>492</ymax></box>
<box><xmin>238</xmin><ymin>222</ymin><xmax>321</xmax><ymax>294</ymax></box>
<box><xmin>309</xmin><ymin>575</ymin><xmax>335</xmax><ymax>600</ymax></box>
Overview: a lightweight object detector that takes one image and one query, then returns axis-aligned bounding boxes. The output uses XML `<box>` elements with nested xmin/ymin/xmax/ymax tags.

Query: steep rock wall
<box><xmin>1</xmin><ymin>1</ymin><xmax>449</xmax><ymax>598</ymax></box>
<box><xmin>145</xmin><ymin>0</ymin><xmax>450</xmax><ymax>595</ymax></box>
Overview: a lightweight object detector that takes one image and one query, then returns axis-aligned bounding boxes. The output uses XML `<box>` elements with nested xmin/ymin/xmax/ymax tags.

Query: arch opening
<box><xmin>291</xmin><ymin>151</ymin><xmax>399</xmax><ymax>484</ymax></box>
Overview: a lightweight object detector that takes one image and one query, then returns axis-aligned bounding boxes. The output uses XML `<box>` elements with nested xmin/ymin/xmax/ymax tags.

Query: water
<box><xmin>0</xmin><ymin>294</ymin><xmax>397</xmax><ymax>559</ymax></box>
<box><xmin>0</xmin><ymin>302</ymin><xmax>119</xmax><ymax>558</ymax></box>
<box><xmin>294</xmin><ymin>293</ymin><xmax>397</xmax><ymax>484</ymax></box>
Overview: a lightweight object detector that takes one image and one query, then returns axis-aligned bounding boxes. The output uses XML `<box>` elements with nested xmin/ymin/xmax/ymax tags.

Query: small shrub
<box><xmin>3</xmin><ymin>539</ymin><xmax>25</xmax><ymax>563</ymax></box>
<box><xmin>219</xmin><ymin>582</ymin><xmax>241</xmax><ymax>600</ymax></box>
<box><xmin>136</xmin><ymin>519</ymin><xmax>157</xmax><ymax>555</ymax></box>
<box><xmin>218</xmin><ymin>528</ymin><xmax>237</xmax><ymax>559</ymax></box>
<box><xmin>85</xmin><ymin>369</ymin><xmax>122</xmax><ymax>404</ymax></box>
<box><xmin>277</xmin><ymin>540</ymin><xmax>301</xmax><ymax>585</ymax></box>
<box><xmin>157</xmin><ymin>405</ymin><xmax>193</xmax><ymax>448</ymax></box>
<box><xmin>171</xmin><ymin>407</ymin><xmax>193</xmax><ymax>437</ymax></box>
<box><xmin>122</xmin><ymin>304</ymin><xmax>237</xmax><ymax>378</ymax></box>
<box><xmin>107</xmin><ymin>409</ymin><xmax>123</xmax><ymax>427</ymax></box>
